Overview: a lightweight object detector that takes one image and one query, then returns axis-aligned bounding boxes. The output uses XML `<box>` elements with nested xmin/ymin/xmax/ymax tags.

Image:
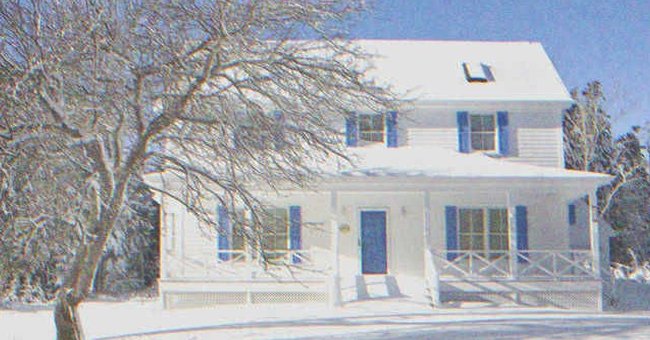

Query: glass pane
<box><xmin>471</xmin><ymin>134</ymin><xmax>483</xmax><ymax>150</ymax></box>
<box><xmin>471</xmin><ymin>209</ymin><xmax>484</xmax><ymax>233</ymax></box>
<box><xmin>262</xmin><ymin>208</ymin><xmax>288</xmax><ymax>250</ymax></box>
<box><xmin>459</xmin><ymin>210</ymin><xmax>471</xmax><ymax>233</ymax></box>
<box><xmin>471</xmin><ymin>236</ymin><xmax>484</xmax><ymax>250</ymax></box>
<box><xmin>489</xmin><ymin>209</ymin><xmax>507</xmax><ymax>233</ymax></box>
<box><xmin>371</xmin><ymin>114</ymin><xmax>384</xmax><ymax>129</ymax></box>
<box><xmin>482</xmin><ymin>115</ymin><xmax>495</xmax><ymax>131</ymax></box>
<box><xmin>232</xmin><ymin>230</ymin><xmax>245</xmax><ymax>250</ymax></box>
<box><xmin>460</xmin><ymin>235</ymin><xmax>471</xmax><ymax>250</ymax></box>
<box><xmin>489</xmin><ymin>235</ymin><xmax>507</xmax><ymax>251</ymax></box>
<box><xmin>482</xmin><ymin>133</ymin><xmax>495</xmax><ymax>150</ymax></box>
<box><xmin>470</xmin><ymin>115</ymin><xmax>483</xmax><ymax>132</ymax></box>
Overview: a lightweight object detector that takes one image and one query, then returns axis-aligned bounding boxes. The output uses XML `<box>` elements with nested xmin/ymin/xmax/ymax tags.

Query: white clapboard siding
<box><xmin>513</xmin><ymin>128</ymin><xmax>563</xmax><ymax>168</ymax></box>
<box><xmin>407</xmin><ymin>128</ymin><xmax>457</xmax><ymax>149</ymax></box>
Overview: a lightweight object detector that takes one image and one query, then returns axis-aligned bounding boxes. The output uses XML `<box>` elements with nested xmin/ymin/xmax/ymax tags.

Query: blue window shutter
<box><xmin>456</xmin><ymin>111</ymin><xmax>470</xmax><ymax>153</ymax></box>
<box><xmin>217</xmin><ymin>205</ymin><xmax>231</xmax><ymax>261</ymax></box>
<box><xmin>497</xmin><ymin>111</ymin><xmax>509</xmax><ymax>155</ymax></box>
<box><xmin>289</xmin><ymin>206</ymin><xmax>302</xmax><ymax>264</ymax></box>
<box><xmin>345</xmin><ymin>112</ymin><xmax>358</xmax><ymax>147</ymax></box>
<box><xmin>445</xmin><ymin>206</ymin><xmax>459</xmax><ymax>261</ymax></box>
<box><xmin>568</xmin><ymin>204</ymin><xmax>576</xmax><ymax>225</ymax></box>
<box><xmin>385</xmin><ymin>111</ymin><xmax>398</xmax><ymax>148</ymax></box>
<box><xmin>515</xmin><ymin>206</ymin><xmax>529</xmax><ymax>262</ymax></box>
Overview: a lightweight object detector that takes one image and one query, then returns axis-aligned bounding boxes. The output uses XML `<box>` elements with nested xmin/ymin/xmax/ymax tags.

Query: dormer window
<box><xmin>463</xmin><ymin>62</ymin><xmax>491</xmax><ymax>83</ymax></box>
<box><xmin>470</xmin><ymin>114</ymin><xmax>496</xmax><ymax>151</ymax></box>
<box><xmin>358</xmin><ymin>113</ymin><xmax>385</xmax><ymax>143</ymax></box>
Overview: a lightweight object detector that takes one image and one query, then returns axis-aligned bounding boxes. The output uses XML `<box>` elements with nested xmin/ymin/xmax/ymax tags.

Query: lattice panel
<box><xmin>251</xmin><ymin>292</ymin><xmax>328</xmax><ymax>304</ymax></box>
<box><xmin>164</xmin><ymin>292</ymin><xmax>247</xmax><ymax>309</ymax></box>
<box><xmin>522</xmin><ymin>291</ymin><xmax>599</xmax><ymax>310</ymax></box>
<box><xmin>441</xmin><ymin>290</ymin><xmax>599</xmax><ymax>310</ymax></box>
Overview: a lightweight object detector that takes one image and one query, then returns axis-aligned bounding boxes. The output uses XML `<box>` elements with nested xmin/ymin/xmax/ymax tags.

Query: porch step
<box><xmin>354</xmin><ymin>275</ymin><xmax>403</xmax><ymax>300</ymax></box>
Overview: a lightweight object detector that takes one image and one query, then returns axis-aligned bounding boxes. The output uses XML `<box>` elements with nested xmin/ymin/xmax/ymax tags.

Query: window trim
<box><xmin>468</xmin><ymin>113</ymin><xmax>499</xmax><ymax>153</ymax></box>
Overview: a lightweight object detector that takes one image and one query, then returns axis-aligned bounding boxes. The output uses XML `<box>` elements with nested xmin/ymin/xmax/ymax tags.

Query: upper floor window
<box><xmin>346</xmin><ymin>112</ymin><xmax>398</xmax><ymax>148</ymax></box>
<box><xmin>470</xmin><ymin>114</ymin><xmax>496</xmax><ymax>151</ymax></box>
<box><xmin>358</xmin><ymin>113</ymin><xmax>385</xmax><ymax>143</ymax></box>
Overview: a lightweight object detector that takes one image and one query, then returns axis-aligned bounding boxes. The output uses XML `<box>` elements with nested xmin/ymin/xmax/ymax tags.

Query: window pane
<box><xmin>489</xmin><ymin>235</ymin><xmax>507</xmax><ymax>251</ymax></box>
<box><xmin>470</xmin><ymin>115</ymin><xmax>483</xmax><ymax>132</ymax></box>
<box><xmin>471</xmin><ymin>134</ymin><xmax>483</xmax><ymax>150</ymax></box>
<box><xmin>488</xmin><ymin>209</ymin><xmax>507</xmax><ymax>233</ymax></box>
<box><xmin>471</xmin><ymin>209</ymin><xmax>484</xmax><ymax>233</ymax></box>
<box><xmin>262</xmin><ymin>208</ymin><xmax>288</xmax><ymax>250</ymax></box>
<box><xmin>482</xmin><ymin>115</ymin><xmax>495</xmax><ymax>131</ymax></box>
<box><xmin>460</xmin><ymin>235</ymin><xmax>471</xmax><ymax>250</ymax></box>
<box><xmin>482</xmin><ymin>133</ymin><xmax>495</xmax><ymax>150</ymax></box>
<box><xmin>471</xmin><ymin>236</ymin><xmax>484</xmax><ymax>250</ymax></box>
<box><xmin>459</xmin><ymin>210</ymin><xmax>471</xmax><ymax>233</ymax></box>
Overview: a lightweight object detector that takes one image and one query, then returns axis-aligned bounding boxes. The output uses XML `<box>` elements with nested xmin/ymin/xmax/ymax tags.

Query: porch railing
<box><xmin>211</xmin><ymin>248</ymin><xmax>332</xmax><ymax>279</ymax></box>
<box><xmin>433</xmin><ymin>250</ymin><xmax>597</xmax><ymax>281</ymax></box>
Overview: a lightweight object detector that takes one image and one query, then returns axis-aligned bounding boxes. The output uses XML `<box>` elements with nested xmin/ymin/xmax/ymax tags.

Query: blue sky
<box><xmin>350</xmin><ymin>0</ymin><xmax>649</xmax><ymax>135</ymax></box>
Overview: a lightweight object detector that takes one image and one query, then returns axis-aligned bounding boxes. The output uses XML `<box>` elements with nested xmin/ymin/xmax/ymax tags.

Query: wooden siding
<box><xmin>511</xmin><ymin>128</ymin><xmax>563</xmax><ymax>168</ymax></box>
<box><xmin>407</xmin><ymin>128</ymin><xmax>458</xmax><ymax>149</ymax></box>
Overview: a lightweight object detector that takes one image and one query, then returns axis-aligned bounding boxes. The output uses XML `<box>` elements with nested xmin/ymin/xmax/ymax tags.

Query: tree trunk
<box><xmin>54</xmin><ymin>292</ymin><xmax>85</xmax><ymax>340</ymax></box>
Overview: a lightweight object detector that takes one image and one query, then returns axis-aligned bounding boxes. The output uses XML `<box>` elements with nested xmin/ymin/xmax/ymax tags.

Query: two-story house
<box><xmin>146</xmin><ymin>40</ymin><xmax>611</xmax><ymax>310</ymax></box>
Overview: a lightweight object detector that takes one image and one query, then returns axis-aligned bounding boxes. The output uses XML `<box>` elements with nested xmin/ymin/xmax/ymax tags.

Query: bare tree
<box><xmin>0</xmin><ymin>1</ymin><xmax>395</xmax><ymax>339</ymax></box>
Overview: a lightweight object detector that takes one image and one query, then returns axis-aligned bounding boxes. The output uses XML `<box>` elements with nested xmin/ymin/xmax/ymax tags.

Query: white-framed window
<box><xmin>261</xmin><ymin>208</ymin><xmax>289</xmax><ymax>251</ymax></box>
<box><xmin>458</xmin><ymin>208</ymin><xmax>509</xmax><ymax>256</ymax></box>
<box><xmin>358</xmin><ymin>113</ymin><xmax>385</xmax><ymax>143</ymax></box>
<box><xmin>469</xmin><ymin>114</ymin><xmax>497</xmax><ymax>151</ymax></box>
<box><xmin>230</xmin><ymin>208</ymin><xmax>289</xmax><ymax>254</ymax></box>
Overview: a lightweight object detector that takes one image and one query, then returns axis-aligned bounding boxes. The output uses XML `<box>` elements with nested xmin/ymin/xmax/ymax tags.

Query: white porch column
<box><xmin>506</xmin><ymin>192</ymin><xmax>518</xmax><ymax>278</ymax></box>
<box><xmin>588</xmin><ymin>190</ymin><xmax>604</xmax><ymax>312</ymax></box>
<box><xmin>423</xmin><ymin>191</ymin><xmax>441</xmax><ymax>306</ymax></box>
<box><xmin>329</xmin><ymin>190</ymin><xmax>342</xmax><ymax>307</ymax></box>
<box><xmin>588</xmin><ymin>190</ymin><xmax>602</xmax><ymax>277</ymax></box>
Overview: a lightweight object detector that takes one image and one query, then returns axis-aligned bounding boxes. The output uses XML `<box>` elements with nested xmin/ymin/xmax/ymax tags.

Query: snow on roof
<box><xmin>326</xmin><ymin>145</ymin><xmax>610</xmax><ymax>181</ymax></box>
<box><xmin>355</xmin><ymin>40</ymin><xmax>572</xmax><ymax>103</ymax></box>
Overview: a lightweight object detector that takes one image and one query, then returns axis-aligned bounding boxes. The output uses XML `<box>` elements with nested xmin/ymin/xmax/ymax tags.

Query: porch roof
<box><xmin>324</xmin><ymin>145</ymin><xmax>611</xmax><ymax>184</ymax></box>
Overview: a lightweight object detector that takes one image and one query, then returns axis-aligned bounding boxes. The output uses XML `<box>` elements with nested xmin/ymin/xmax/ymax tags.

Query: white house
<box><xmin>146</xmin><ymin>40</ymin><xmax>612</xmax><ymax>310</ymax></box>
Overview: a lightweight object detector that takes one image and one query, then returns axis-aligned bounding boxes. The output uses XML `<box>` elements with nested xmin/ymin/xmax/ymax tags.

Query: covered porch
<box><xmin>152</xmin><ymin>146</ymin><xmax>612</xmax><ymax>309</ymax></box>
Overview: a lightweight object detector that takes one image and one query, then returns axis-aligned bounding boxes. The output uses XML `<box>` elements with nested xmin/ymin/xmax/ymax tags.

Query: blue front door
<box><xmin>361</xmin><ymin>211</ymin><xmax>387</xmax><ymax>274</ymax></box>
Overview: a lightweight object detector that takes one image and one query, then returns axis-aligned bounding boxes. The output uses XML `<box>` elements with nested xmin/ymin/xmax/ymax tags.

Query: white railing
<box><xmin>212</xmin><ymin>248</ymin><xmax>332</xmax><ymax>279</ymax></box>
<box><xmin>516</xmin><ymin>250</ymin><xmax>596</xmax><ymax>280</ymax></box>
<box><xmin>434</xmin><ymin>250</ymin><xmax>511</xmax><ymax>279</ymax></box>
<box><xmin>433</xmin><ymin>250</ymin><xmax>597</xmax><ymax>281</ymax></box>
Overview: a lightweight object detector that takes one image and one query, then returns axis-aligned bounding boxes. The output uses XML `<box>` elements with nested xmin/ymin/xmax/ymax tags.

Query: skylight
<box><xmin>463</xmin><ymin>62</ymin><xmax>491</xmax><ymax>83</ymax></box>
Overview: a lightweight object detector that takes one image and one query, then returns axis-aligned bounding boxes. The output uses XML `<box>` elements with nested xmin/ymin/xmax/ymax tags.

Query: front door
<box><xmin>360</xmin><ymin>210</ymin><xmax>387</xmax><ymax>274</ymax></box>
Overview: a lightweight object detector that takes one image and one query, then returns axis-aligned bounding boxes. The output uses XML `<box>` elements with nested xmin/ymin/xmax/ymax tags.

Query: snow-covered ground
<box><xmin>3</xmin><ymin>298</ymin><xmax>650</xmax><ymax>340</ymax></box>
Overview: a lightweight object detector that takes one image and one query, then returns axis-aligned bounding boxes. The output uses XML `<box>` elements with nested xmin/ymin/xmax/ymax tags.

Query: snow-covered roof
<box><xmin>356</xmin><ymin>40</ymin><xmax>572</xmax><ymax>103</ymax></box>
<box><xmin>326</xmin><ymin>145</ymin><xmax>610</xmax><ymax>183</ymax></box>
